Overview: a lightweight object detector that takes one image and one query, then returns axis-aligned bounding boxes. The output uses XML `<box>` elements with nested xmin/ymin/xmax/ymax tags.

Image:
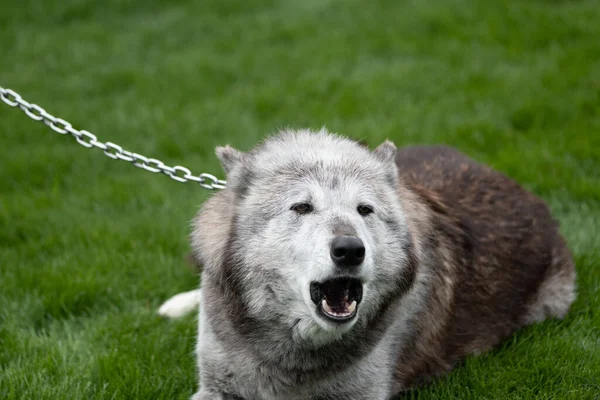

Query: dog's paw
<box><xmin>157</xmin><ymin>289</ymin><xmax>201</xmax><ymax>319</ymax></box>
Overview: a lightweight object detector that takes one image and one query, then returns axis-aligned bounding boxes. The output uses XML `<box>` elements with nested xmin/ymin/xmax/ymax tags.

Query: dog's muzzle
<box><xmin>310</xmin><ymin>277</ymin><xmax>363</xmax><ymax>322</ymax></box>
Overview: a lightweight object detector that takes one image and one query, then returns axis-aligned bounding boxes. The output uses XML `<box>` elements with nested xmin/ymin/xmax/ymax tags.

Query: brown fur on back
<box><xmin>392</xmin><ymin>145</ymin><xmax>576</xmax><ymax>390</ymax></box>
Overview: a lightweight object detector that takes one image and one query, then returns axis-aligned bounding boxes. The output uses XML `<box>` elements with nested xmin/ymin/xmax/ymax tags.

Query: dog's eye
<box><xmin>291</xmin><ymin>203</ymin><xmax>314</xmax><ymax>214</ymax></box>
<box><xmin>357</xmin><ymin>205</ymin><xmax>374</xmax><ymax>216</ymax></box>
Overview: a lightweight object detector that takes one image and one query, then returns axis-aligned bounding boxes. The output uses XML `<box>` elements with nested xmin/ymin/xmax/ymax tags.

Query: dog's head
<box><xmin>197</xmin><ymin>129</ymin><xmax>416</xmax><ymax>344</ymax></box>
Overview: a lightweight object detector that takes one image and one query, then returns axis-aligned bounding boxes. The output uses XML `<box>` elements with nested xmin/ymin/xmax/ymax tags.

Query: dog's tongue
<box><xmin>311</xmin><ymin>277</ymin><xmax>362</xmax><ymax>318</ymax></box>
<box><xmin>322</xmin><ymin>280</ymin><xmax>353</xmax><ymax>313</ymax></box>
<box><xmin>322</xmin><ymin>298</ymin><xmax>356</xmax><ymax>316</ymax></box>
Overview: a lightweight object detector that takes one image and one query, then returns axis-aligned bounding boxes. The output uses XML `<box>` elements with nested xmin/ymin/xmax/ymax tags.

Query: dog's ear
<box><xmin>373</xmin><ymin>140</ymin><xmax>399</xmax><ymax>186</ymax></box>
<box><xmin>216</xmin><ymin>145</ymin><xmax>253</xmax><ymax>196</ymax></box>
<box><xmin>216</xmin><ymin>145</ymin><xmax>246</xmax><ymax>174</ymax></box>
<box><xmin>373</xmin><ymin>140</ymin><xmax>397</xmax><ymax>163</ymax></box>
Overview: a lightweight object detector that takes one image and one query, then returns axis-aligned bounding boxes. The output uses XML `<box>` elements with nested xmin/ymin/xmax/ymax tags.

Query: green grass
<box><xmin>0</xmin><ymin>0</ymin><xmax>599</xmax><ymax>398</ymax></box>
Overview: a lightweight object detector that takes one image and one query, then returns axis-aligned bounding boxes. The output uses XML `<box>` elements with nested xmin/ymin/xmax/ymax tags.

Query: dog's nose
<box><xmin>330</xmin><ymin>236</ymin><xmax>365</xmax><ymax>268</ymax></box>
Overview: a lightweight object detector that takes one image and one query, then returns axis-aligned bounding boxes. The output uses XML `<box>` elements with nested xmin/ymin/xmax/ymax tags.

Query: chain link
<box><xmin>0</xmin><ymin>86</ymin><xmax>227</xmax><ymax>190</ymax></box>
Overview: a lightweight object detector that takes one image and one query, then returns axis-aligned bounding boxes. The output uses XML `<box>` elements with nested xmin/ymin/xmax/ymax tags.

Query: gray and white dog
<box><xmin>158</xmin><ymin>128</ymin><xmax>576</xmax><ymax>399</ymax></box>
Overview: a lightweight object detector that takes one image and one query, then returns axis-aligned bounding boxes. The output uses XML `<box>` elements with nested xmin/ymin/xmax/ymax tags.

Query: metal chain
<box><xmin>0</xmin><ymin>86</ymin><xmax>227</xmax><ymax>190</ymax></box>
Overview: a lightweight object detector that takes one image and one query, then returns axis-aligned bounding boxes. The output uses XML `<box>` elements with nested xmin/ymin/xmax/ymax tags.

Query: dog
<box><xmin>158</xmin><ymin>128</ymin><xmax>576</xmax><ymax>399</ymax></box>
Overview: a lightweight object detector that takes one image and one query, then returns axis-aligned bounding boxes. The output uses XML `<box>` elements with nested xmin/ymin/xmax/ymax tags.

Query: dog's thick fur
<box><xmin>160</xmin><ymin>129</ymin><xmax>576</xmax><ymax>399</ymax></box>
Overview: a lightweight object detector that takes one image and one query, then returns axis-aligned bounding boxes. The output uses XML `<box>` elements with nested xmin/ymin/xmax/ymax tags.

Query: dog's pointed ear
<box><xmin>373</xmin><ymin>140</ymin><xmax>397</xmax><ymax>163</ymax></box>
<box><xmin>216</xmin><ymin>145</ymin><xmax>253</xmax><ymax>197</ymax></box>
<box><xmin>216</xmin><ymin>145</ymin><xmax>246</xmax><ymax>174</ymax></box>
<box><xmin>374</xmin><ymin>140</ymin><xmax>399</xmax><ymax>186</ymax></box>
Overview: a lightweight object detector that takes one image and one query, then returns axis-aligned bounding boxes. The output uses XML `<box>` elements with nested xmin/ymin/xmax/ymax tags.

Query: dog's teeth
<box><xmin>322</xmin><ymin>299</ymin><xmax>333</xmax><ymax>314</ymax></box>
<box><xmin>348</xmin><ymin>300</ymin><xmax>357</xmax><ymax>313</ymax></box>
<box><xmin>321</xmin><ymin>298</ymin><xmax>357</xmax><ymax>318</ymax></box>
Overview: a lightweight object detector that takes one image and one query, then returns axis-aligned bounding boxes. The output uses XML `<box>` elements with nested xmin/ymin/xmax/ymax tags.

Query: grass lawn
<box><xmin>1</xmin><ymin>0</ymin><xmax>599</xmax><ymax>398</ymax></box>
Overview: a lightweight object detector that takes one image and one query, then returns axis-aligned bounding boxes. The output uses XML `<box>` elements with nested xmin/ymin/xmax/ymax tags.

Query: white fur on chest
<box><xmin>195</xmin><ymin>287</ymin><xmax>425</xmax><ymax>400</ymax></box>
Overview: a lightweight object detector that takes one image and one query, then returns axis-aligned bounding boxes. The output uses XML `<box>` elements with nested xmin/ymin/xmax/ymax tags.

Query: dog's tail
<box><xmin>157</xmin><ymin>254</ymin><xmax>203</xmax><ymax>319</ymax></box>
<box><xmin>158</xmin><ymin>288</ymin><xmax>202</xmax><ymax>319</ymax></box>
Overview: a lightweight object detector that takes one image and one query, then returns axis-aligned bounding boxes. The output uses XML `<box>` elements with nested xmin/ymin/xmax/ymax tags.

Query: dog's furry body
<box><xmin>160</xmin><ymin>129</ymin><xmax>576</xmax><ymax>399</ymax></box>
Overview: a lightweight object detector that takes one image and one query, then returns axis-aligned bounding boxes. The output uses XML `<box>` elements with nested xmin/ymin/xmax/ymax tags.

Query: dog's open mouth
<box><xmin>310</xmin><ymin>278</ymin><xmax>363</xmax><ymax>322</ymax></box>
